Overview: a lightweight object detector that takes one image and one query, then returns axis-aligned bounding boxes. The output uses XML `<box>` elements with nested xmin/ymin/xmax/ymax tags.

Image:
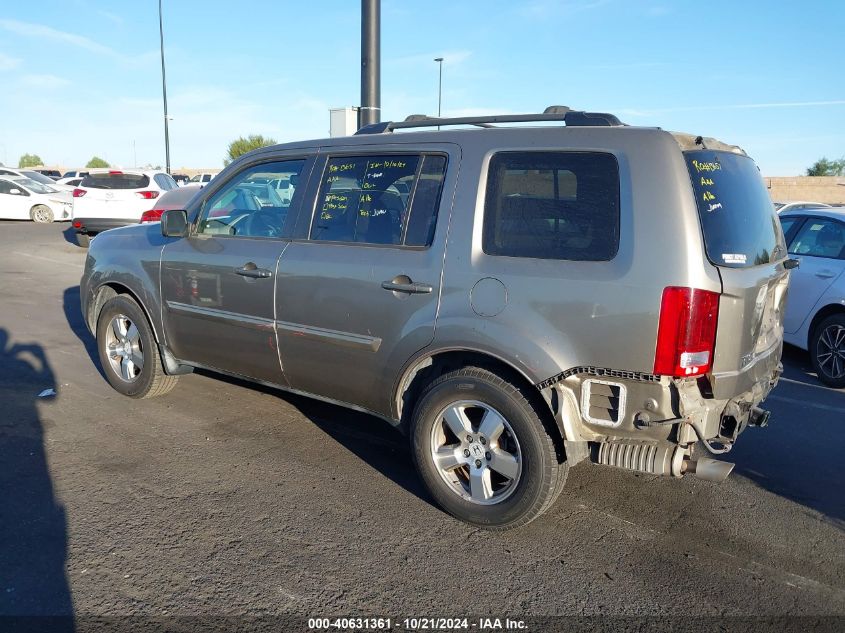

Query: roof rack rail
<box><xmin>355</xmin><ymin>105</ymin><xmax>624</xmax><ymax>135</ymax></box>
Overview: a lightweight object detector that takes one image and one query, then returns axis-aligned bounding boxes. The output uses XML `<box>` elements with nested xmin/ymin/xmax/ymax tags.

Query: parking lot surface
<box><xmin>1</xmin><ymin>222</ymin><xmax>844</xmax><ymax>624</ymax></box>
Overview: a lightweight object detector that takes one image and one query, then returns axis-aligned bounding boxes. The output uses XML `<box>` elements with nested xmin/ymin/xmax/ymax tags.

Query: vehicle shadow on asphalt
<box><xmin>62</xmin><ymin>286</ymin><xmax>105</xmax><ymax>380</ymax></box>
<box><xmin>196</xmin><ymin>369</ymin><xmax>436</xmax><ymax>509</ymax></box>
<box><xmin>730</xmin><ymin>346</ymin><xmax>845</xmax><ymax>527</ymax></box>
<box><xmin>60</xmin><ymin>226</ymin><xmax>80</xmax><ymax>247</ymax></box>
<box><xmin>0</xmin><ymin>328</ymin><xmax>75</xmax><ymax>627</ymax></box>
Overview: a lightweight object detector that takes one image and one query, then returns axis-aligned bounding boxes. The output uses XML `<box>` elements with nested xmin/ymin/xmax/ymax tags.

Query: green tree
<box><xmin>806</xmin><ymin>157</ymin><xmax>845</xmax><ymax>176</ymax></box>
<box><xmin>86</xmin><ymin>156</ymin><xmax>110</xmax><ymax>168</ymax></box>
<box><xmin>225</xmin><ymin>134</ymin><xmax>277</xmax><ymax>166</ymax></box>
<box><xmin>18</xmin><ymin>153</ymin><xmax>43</xmax><ymax>168</ymax></box>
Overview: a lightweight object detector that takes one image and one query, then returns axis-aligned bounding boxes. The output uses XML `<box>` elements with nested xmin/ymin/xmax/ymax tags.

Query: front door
<box><xmin>276</xmin><ymin>148</ymin><xmax>456</xmax><ymax>415</ymax></box>
<box><xmin>0</xmin><ymin>179</ymin><xmax>29</xmax><ymax>219</ymax></box>
<box><xmin>160</xmin><ymin>156</ymin><xmax>312</xmax><ymax>385</ymax></box>
<box><xmin>784</xmin><ymin>216</ymin><xmax>845</xmax><ymax>333</ymax></box>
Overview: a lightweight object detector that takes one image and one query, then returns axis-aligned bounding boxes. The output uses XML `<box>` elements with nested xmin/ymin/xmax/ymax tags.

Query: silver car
<box><xmin>80</xmin><ymin>107</ymin><xmax>790</xmax><ymax>529</ymax></box>
<box><xmin>779</xmin><ymin>207</ymin><xmax>845</xmax><ymax>387</ymax></box>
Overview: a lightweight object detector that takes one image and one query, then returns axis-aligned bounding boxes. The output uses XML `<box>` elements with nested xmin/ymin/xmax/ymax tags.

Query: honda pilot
<box><xmin>80</xmin><ymin>107</ymin><xmax>790</xmax><ymax>529</ymax></box>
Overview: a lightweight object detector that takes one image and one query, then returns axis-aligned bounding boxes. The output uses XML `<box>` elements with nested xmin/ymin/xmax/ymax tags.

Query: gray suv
<box><xmin>80</xmin><ymin>107</ymin><xmax>790</xmax><ymax>529</ymax></box>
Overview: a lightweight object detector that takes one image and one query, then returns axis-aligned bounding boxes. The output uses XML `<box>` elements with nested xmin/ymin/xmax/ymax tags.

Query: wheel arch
<box><xmin>88</xmin><ymin>282</ymin><xmax>161</xmax><ymax>343</ymax></box>
<box><xmin>807</xmin><ymin>303</ymin><xmax>845</xmax><ymax>349</ymax></box>
<box><xmin>393</xmin><ymin>348</ymin><xmax>565</xmax><ymax>450</ymax></box>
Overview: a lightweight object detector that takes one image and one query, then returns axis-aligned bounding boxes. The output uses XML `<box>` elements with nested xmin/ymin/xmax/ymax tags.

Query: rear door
<box><xmin>275</xmin><ymin>146</ymin><xmax>456</xmax><ymax>415</ymax></box>
<box><xmin>685</xmin><ymin>150</ymin><xmax>789</xmax><ymax>398</ymax></box>
<box><xmin>782</xmin><ymin>215</ymin><xmax>845</xmax><ymax>333</ymax></box>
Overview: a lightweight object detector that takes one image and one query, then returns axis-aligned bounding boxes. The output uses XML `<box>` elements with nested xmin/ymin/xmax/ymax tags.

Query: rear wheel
<box><xmin>96</xmin><ymin>295</ymin><xmax>178</xmax><ymax>398</ymax></box>
<box><xmin>810</xmin><ymin>314</ymin><xmax>845</xmax><ymax>388</ymax></box>
<box><xmin>30</xmin><ymin>205</ymin><xmax>54</xmax><ymax>223</ymax></box>
<box><xmin>411</xmin><ymin>367</ymin><xmax>567</xmax><ymax>530</ymax></box>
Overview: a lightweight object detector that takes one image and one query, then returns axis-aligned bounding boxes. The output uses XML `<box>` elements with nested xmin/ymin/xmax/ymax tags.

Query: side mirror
<box><xmin>161</xmin><ymin>209</ymin><xmax>189</xmax><ymax>237</ymax></box>
<box><xmin>9</xmin><ymin>188</ymin><xmax>21</xmax><ymax>195</ymax></box>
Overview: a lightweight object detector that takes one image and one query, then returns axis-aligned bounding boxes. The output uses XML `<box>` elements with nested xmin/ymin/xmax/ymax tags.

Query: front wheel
<box><xmin>810</xmin><ymin>314</ymin><xmax>845</xmax><ymax>388</ymax></box>
<box><xmin>30</xmin><ymin>205</ymin><xmax>54</xmax><ymax>223</ymax></box>
<box><xmin>411</xmin><ymin>367</ymin><xmax>567</xmax><ymax>530</ymax></box>
<box><xmin>96</xmin><ymin>295</ymin><xmax>179</xmax><ymax>398</ymax></box>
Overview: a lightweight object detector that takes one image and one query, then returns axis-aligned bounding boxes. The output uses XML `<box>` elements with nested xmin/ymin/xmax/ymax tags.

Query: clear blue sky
<box><xmin>0</xmin><ymin>0</ymin><xmax>842</xmax><ymax>174</ymax></box>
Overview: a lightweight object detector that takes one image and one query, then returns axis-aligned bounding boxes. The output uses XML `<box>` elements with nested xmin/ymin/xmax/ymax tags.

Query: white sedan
<box><xmin>780</xmin><ymin>207</ymin><xmax>845</xmax><ymax>387</ymax></box>
<box><xmin>0</xmin><ymin>176</ymin><xmax>72</xmax><ymax>222</ymax></box>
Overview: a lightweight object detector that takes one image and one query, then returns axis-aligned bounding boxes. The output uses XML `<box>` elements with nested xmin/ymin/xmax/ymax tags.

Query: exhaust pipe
<box><xmin>747</xmin><ymin>406</ymin><xmax>770</xmax><ymax>428</ymax></box>
<box><xmin>683</xmin><ymin>457</ymin><xmax>734</xmax><ymax>482</ymax></box>
<box><xmin>594</xmin><ymin>440</ymin><xmax>734</xmax><ymax>482</ymax></box>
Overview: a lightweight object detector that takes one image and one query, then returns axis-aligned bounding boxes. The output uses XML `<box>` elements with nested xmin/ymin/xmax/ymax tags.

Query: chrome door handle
<box><xmin>235</xmin><ymin>263</ymin><xmax>272</xmax><ymax>279</ymax></box>
<box><xmin>381</xmin><ymin>280</ymin><xmax>433</xmax><ymax>294</ymax></box>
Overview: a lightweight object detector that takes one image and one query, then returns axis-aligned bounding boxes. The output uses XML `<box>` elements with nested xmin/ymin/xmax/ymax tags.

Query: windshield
<box><xmin>685</xmin><ymin>150</ymin><xmax>786</xmax><ymax>268</ymax></box>
<box><xmin>15</xmin><ymin>178</ymin><xmax>58</xmax><ymax>194</ymax></box>
<box><xmin>21</xmin><ymin>170</ymin><xmax>59</xmax><ymax>186</ymax></box>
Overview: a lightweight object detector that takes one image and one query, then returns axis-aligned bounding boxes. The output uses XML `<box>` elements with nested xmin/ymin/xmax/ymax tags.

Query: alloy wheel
<box><xmin>429</xmin><ymin>400</ymin><xmax>522</xmax><ymax>505</ymax></box>
<box><xmin>816</xmin><ymin>323</ymin><xmax>845</xmax><ymax>380</ymax></box>
<box><xmin>104</xmin><ymin>314</ymin><xmax>144</xmax><ymax>382</ymax></box>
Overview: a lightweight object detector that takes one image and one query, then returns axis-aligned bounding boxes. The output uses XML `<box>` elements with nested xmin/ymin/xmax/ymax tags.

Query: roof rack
<box><xmin>355</xmin><ymin>105</ymin><xmax>625</xmax><ymax>135</ymax></box>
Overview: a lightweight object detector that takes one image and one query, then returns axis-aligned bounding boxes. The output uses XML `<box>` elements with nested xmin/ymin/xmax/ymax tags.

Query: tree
<box><xmin>225</xmin><ymin>134</ymin><xmax>277</xmax><ymax>166</ymax></box>
<box><xmin>86</xmin><ymin>156</ymin><xmax>110</xmax><ymax>168</ymax></box>
<box><xmin>18</xmin><ymin>154</ymin><xmax>43</xmax><ymax>168</ymax></box>
<box><xmin>806</xmin><ymin>157</ymin><xmax>845</xmax><ymax>177</ymax></box>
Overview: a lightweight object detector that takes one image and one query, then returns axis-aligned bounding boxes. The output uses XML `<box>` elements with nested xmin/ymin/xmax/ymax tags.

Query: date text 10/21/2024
<box><xmin>307</xmin><ymin>617</ymin><xmax>528</xmax><ymax>630</ymax></box>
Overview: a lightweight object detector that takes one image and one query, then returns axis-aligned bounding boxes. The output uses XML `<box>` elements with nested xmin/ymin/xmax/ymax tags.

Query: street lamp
<box><xmin>434</xmin><ymin>57</ymin><xmax>444</xmax><ymax>118</ymax></box>
<box><xmin>158</xmin><ymin>0</ymin><xmax>171</xmax><ymax>174</ymax></box>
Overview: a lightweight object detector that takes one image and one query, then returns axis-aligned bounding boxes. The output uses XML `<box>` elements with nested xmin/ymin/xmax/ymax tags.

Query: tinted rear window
<box><xmin>685</xmin><ymin>150</ymin><xmax>785</xmax><ymax>267</ymax></box>
<box><xmin>81</xmin><ymin>173</ymin><xmax>150</xmax><ymax>190</ymax></box>
<box><xmin>483</xmin><ymin>151</ymin><xmax>620</xmax><ymax>261</ymax></box>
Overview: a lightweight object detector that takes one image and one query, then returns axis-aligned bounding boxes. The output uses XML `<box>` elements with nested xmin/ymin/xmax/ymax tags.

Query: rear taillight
<box><xmin>135</xmin><ymin>191</ymin><xmax>159</xmax><ymax>200</ymax></box>
<box><xmin>139</xmin><ymin>209</ymin><xmax>164</xmax><ymax>223</ymax></box>
<box><xmin>72</xmin><ymin>220</ymin><xmax>82</xmax><ymax>229</ymax></box>
<box><xmin>73</xmin><ymin>188</ymin><xmax>86</xmax><ymax>197</ymax></box>
<box><xmin>653</xmin><ymin>287</ymin><xmax>720</xmax><ymax>377</ymax></box>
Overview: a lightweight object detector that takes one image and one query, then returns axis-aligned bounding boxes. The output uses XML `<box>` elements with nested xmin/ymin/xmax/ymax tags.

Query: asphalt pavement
<box><xmin>0</xmin><ymin>221</ymin><xmax>843</xmax><ymax>630</ymax></box>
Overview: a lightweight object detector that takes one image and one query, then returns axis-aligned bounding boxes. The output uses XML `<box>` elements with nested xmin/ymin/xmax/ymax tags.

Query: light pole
<box><xmin>434</xmin><ymin>57</ymin><xmax>444</xmax><ymax>118</ymax></box>
<box><xmin>158</xmin><ymin>0</ymin><xmax>171</xmax><ymax>174</ymax></box>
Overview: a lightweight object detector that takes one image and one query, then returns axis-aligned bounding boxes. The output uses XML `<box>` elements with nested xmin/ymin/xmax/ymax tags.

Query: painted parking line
<box><xmin>778</xmin><ymin>376</ymin><xmax>845</xmax><ymax>396</ymax></box>
<box><xmin>13</xmin><ymin>251</ymin><xmax>84</xmax><ymax>268</ymax></box>
<box><xmin>767</xmin><ymin>394</ymin><xmax>845</xmax><ymax>413</ymax></box>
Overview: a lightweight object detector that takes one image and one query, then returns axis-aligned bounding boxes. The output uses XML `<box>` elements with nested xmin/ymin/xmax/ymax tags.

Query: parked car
<box><xmin>139</xmin><ymin>185</ymin><xmax>203</xmax><ymax>223</ymax></box>
<box><xmin>63</xmin><ymin>170</ymin><xmax>90</xmax><ymax>179</ymax></box>
<box><xmin>186</xmin><ymin>172</ymin><xmax>217</xmax><ymax>186</ymax></box>
<box><xmin>0</xmin><ymin>167</ymin><xmax>73</xmax><ymax>192</ymax></box>
<box><xmin>72</xmin><ymin>169</ymin><xmax>179</xmax><ymax>246</ymax></box>
<box><xmin>0</xmin><ymin>176</ymin><xmax>72</xmax><ymax>222</ymax></box>
<box><xmin>171</xmin><ymin>174</ymin><xmax>190</xmax><ymax>186</ymax></box>
<box><xmin>80</xmin><ymin>107</ymin><xmax>788</xmax><ymax>529</ymax></box>
<box><xmin>774</xmin><ymin>201</ymin><xmax>831</xmax><ymax>214</ymax></box>
<box><xmin>32</xmin><ymin>168</ymin><xmax>62</xmax><ymax>180</ymax></box>
<box><xmin>779</xmin><ymin>207</ymin><xmax>845</xmax><ymax>387</ymax></box>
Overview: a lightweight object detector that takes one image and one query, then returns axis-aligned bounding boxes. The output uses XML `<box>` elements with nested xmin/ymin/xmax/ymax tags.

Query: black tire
<box><xmin>30</xmin><ymin>205</ymin><xmax>54</xmax><ymax>223</ymax></box>
<box><xmin>810</xmin><ymin>313</ymin><xmax>845</xmax><ymax>388</ymax></box>
<box><xmin>76</xmin><ymin>233</ymin><xmax>90</xmax><ymax>248</ymax></box>
<box><xmin>96</xmin><ymin>295</ymin><xmax>178</xmax><ymax>398</ymax></box>
<box><xmin>410</xmin><ymin>367</ymin><xmax>567</xmax><ymax>530</ymax></box>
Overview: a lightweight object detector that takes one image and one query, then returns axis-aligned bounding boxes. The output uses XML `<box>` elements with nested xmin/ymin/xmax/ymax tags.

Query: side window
<box><xmin>196</xmin><ymin>160</ymin><xmax>306</xmax><ymax>239</ymax></box>
<box><xmin>310</xmin><ymin>154</ymin><xmax>446</xmax><ymax>246</ymax></box>
<box><xmin>789</xmin><ymin>219</ymin><xmax>845</xmax><ymax>259</ymax></box>
<box><xmin>778</xmin><ymin>216</ymin><xmax>802</xmax><ymax>243</ymax></box>
<box><xmin>0</xmin><ymin>180</ymin><xmax>13</xmax><ymax>194</ymax></box>
<box><xmin>483</xmin><ymin>151</ymin><xmax>620</xmax><ymax>261</ymax></box>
